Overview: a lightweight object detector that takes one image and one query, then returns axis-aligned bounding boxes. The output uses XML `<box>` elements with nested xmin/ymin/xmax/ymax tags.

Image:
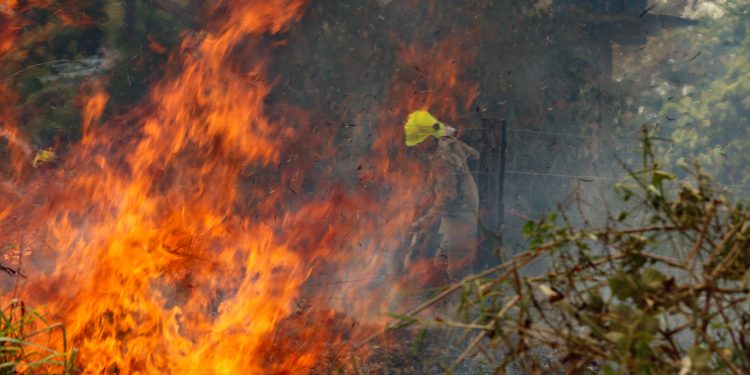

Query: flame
<box><xmin>2</xmin><ymin>0</ymin><xmax>322</xmax><ymax>373</ymax></box>
<box><xmin>0</xmin><ymin>0</ymin><xmax>483</xmax><ymax>373</ymax></box>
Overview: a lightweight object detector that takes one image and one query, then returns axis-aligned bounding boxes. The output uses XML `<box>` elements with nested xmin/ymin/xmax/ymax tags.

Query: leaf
<box><xmin>587</xmin><ymin>289</ymin><xmax>605</xmax><ymax>313</ymax></box>
<box><xmin>523</xmin><ymin>221</ymin><xmax>536</xmax><ymax>238</ymax></box>
<box><xmin>31</xmin><ymin>149</ymin><xmax>56</xmax><ymax>168</ymax></box>
<box><xmin>538</xmin><ymin>284</ymin><xmax>555</xmax><ymax>297</ymax></box>
<box><xmin>538</xmin><ymin>284</ymin><xmax>564</xmax><ymax>303</ymax></box>
<box><xmin>640</xmin><ymin>268</ymin><xmax>667</xmax><ymax>291</ymax></box>
<box><xmin>652</xmin><ymin>170</ymin><xmax>675</xmax><ymax>187</ymax></box>
<box><xmin>688</xmin><ymin>345</ymin><xmax>711</xmax><ymax>371</ymax></box>
<box><xmin>605</xmin><ymin>331</ymin><xmax>625</xmax><ymax>345</ymax></box>
<box><xmin>609</xmin><ymin>271</ymin><xmax>638</xmax><ymax>300</ymax></box>
<box><xmin>615</xmin><ymin>183</ymin><xmax>635</xmax><ymax>202</ymax></box>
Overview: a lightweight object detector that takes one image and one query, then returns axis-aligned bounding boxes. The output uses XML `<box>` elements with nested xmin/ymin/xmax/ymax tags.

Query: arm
<box><xmin>444</xmin><ymin>135</ymin><xmax>479</xmax><ymax>160</ymax></box>
<box><xmin>416</xmin><ymin>160</ymin><xmax>457</xmax><ymax>226</ymax></box>
<box><xmin>459</xmin><ymin>140</ymin><xmax>480</xmax><ymax>160</ymax></box>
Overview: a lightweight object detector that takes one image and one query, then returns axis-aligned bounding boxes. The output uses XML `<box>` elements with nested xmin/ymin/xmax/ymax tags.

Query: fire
<box><xmin>0</xmin><ymin>87</ymin><xmax>30</xmax><ymax>182</ymax></box>
<box><xmin>2</xmin><ymin>0</ymin><xmax>320</xmax><ymax>373</ymax></box>
<box><xmin>0</xmin><ymin>0</ymin><xmax>482</xmax><ymax>373</ymax></box>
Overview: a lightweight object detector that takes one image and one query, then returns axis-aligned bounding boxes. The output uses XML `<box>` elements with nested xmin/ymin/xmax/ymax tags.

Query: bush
<box><xmin>399</xmin><ymin>127</ymin><xmax>750</xmax><ymax>374</ymax></box>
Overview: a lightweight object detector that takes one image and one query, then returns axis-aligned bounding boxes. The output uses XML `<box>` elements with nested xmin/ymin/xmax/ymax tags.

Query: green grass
<box><xmin>0</xmin><ymin>299</ymin><xmax>76</xmax><ymax>375</ymax></box>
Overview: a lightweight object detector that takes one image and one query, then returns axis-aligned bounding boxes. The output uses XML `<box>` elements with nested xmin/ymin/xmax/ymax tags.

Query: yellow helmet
<box><xmin>404</xmin><ymin>110</ymin><xmax>455</xmax><ymax>147</ymax></box>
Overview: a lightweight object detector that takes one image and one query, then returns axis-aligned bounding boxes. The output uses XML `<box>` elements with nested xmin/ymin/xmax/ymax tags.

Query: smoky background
<box><xmin>259</xmin><ymin>0</ymin><xmax>719</xmax><ymax>298</ymax></box>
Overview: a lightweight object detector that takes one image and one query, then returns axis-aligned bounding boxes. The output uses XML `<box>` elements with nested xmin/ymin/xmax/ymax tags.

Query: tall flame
<box><xmin>1</xmin><ymin>1</ymin><xmax>324</xmax><ymax>373</ymax></box>
<box><xmin>0</xmin><ymin>0</ymin><xmax>483</xmax><ymax>373</ymax></box>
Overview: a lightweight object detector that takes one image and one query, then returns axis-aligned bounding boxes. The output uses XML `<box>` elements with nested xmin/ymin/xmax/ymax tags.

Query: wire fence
<box><xmin>298</xmin><ymin>125</ymin><xmax>750</xmax><ymax>289</ymax></box>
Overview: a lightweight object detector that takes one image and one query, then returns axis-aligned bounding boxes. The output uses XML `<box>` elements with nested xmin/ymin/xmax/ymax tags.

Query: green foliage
<box><xmin>106</xmin><ymin>0</ymin><xmax>186</xmax><ymax>104</ymax></box>
<box><xmin>0</xmin><ymin>299</ymin><xmax>76</xmax><ymax>374</ymax></box>
<box><xmin>617</xmin><ymin>1</ymin><xmax>750</xmax><ymax>188</ymax></box>
<box><xmin>0</xmin><ymin>0</ymin><xmax>191</xmax><ymax>148</ymax></box>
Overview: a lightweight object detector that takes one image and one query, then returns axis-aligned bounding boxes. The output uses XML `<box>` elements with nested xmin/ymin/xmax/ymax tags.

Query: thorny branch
<box><xmin>393</xmin><ymin>130</ymin><xmax>750</xmax><ymax>373</ymax></box>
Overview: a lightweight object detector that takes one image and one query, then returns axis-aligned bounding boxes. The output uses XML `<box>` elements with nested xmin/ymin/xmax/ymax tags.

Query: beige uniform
<box><xmin>421</xmin><ymin>137</ymin><xmax>480</xmax><ymax>281</ymax></box>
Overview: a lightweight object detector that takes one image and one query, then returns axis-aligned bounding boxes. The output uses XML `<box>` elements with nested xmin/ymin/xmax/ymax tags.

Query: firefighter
<box><xmin>404</xmin><ymin>110</ymin><xmax>480</xmax><ymax>284</ymax></box>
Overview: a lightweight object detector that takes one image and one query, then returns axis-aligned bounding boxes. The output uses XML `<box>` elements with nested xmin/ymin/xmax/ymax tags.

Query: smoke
<box><xmin>1</xmin><ymin>0</ymin><xmax>731</xmax><ymax>372</ymax></box>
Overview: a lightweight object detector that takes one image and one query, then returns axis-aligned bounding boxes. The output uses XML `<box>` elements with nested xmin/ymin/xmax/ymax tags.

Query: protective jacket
<box><xmin>422</xmin><ymin>136</ymin><xmax>479</xmax><ymax>281</ymax></box>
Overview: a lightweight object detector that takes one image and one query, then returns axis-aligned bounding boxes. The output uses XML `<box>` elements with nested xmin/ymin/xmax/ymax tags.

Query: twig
<box><xmin>354</xmin><ymin>246</ymin><xmax>550</xmax><ymax>349</ymax></box>
<box><xmin>350</xmin><ymin>353</ymin><xmax>364</xmax><ymax>375</ymax></box>
<box><xmin>706</xmin><ymin>221</ymin><xmax>741</xmax><ymax>266</ymax></box>
<box><xmin>711</xmin><ymin>239</ymin><xmax>746</xmax><ymax>278</ymax></box>
<box><xmin>687</xmin><ymin>206</ymin><xmax>715</xmax><ymax>269</ymax></box>
<box><xmin>637</xmin><ymin>252</ymin><xmax>684</xmax><ymax>269</ymax></box>
<box><xmin>4</xmin><ymin>59</ymin><xmax>70</xmax><ymax>80</ymax></box>
<box><xmin>698</xmin><ymin>329</ymin><xmax>742</xmax><ymax>375</ymax></box>
<box><xmin>449</xmin><ymin>296</ymin><xmax>520</xmax><ymax>372</ymax></box>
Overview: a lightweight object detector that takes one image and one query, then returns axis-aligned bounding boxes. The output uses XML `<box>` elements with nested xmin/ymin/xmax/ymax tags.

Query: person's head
<box><xmin>404</xmin><ymin>110</ymin><xmax>455</xmax><ymax>148</ymax></box>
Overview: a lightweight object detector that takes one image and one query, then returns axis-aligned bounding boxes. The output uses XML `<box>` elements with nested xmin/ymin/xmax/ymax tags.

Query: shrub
<box><xmin>399</xmin><ymin>127</ymin><xmax>750</xmax><ymax>374</ymax></box>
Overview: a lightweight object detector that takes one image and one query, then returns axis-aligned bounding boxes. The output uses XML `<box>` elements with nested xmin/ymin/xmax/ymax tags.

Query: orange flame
<box><xmin>2</xmin><ymin>1</ymin><xmax>327</xmax><ymax>373</ymax></box>
<box><xmin>0</xmin><ymin>0</ymin><xmax>484</xmax><ymax>372</ymax></box>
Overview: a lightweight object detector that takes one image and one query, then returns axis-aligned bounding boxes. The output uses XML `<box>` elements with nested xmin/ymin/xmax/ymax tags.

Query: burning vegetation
<box><xmin>0</xmin><ymin>0</ymin><xmax>478</xmax><ymax>372</ymax></box>
<box><xmin>1</xmin><ymin>0</ymin><xmax>749</xmax><ymax>373</ymax></box>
